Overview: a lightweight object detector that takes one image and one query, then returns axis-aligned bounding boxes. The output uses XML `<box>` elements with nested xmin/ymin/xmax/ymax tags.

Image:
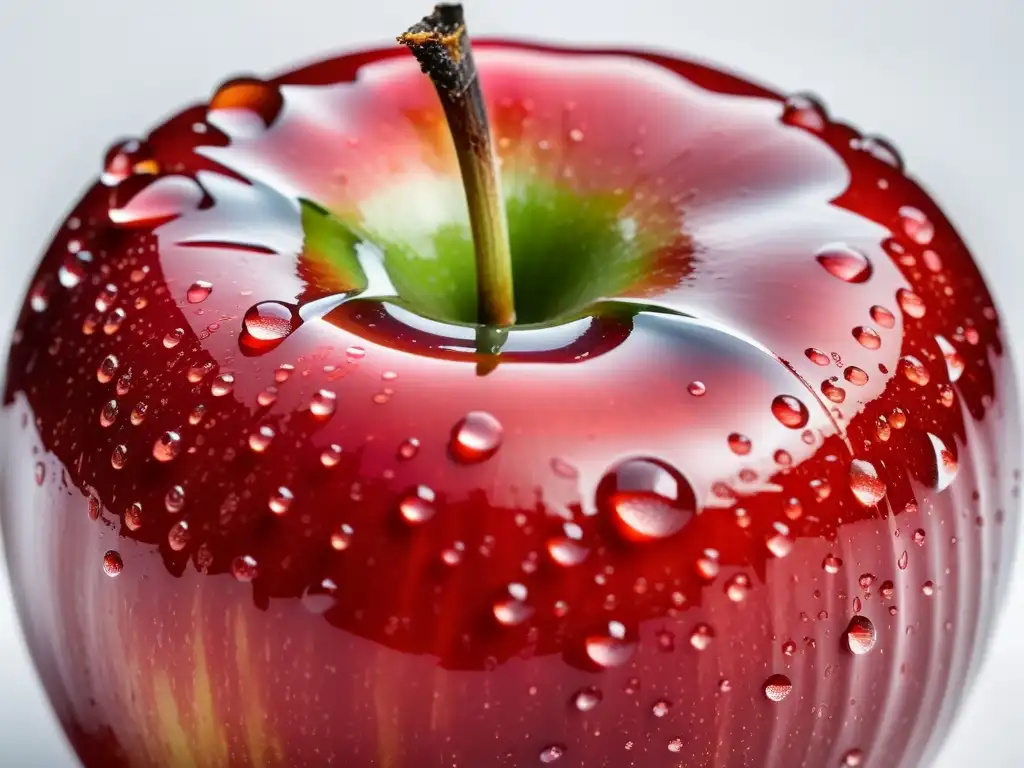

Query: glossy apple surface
<box><xmin>2</xmin><ymin>40</ymin><xmax>1019</xmax><ymax>768</ymax></box>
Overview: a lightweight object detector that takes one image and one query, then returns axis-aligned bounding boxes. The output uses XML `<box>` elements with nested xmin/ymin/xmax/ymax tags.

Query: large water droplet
<box><xmin>301</xmin><ymin>578</ymin><xmax>338</xmax><ymax>615</ymax></box>
<box><xmin>597</xmin><ymin>458</ymin><xmax>697</xmax><ymax>542</ymax></box>
<box><xmin>821</xmin><ymin>380</ymin><xmax>846</xmax><ymax>404</ymax></box>
<box><xmin>842</xmin><ymin>748</ymin><xmax>865</xmax><ymax>767</ymax></box>
<box><xmin>766</xmin><ymin>522</ymin><xmax>794</xmax><ymax>558</ymax></box>
<box><xmin>725</xmin><ymin>573</ymin><xmax>751</xmax><ymax>602</ymax></box>
<box><xmin>853</xmin><ymin>326</ymin><xmax>881</xmax><ymax>350</ymax></box>
<box><xmin>844</xmin><ymin>615</ymin><xmax>877</xmax><ymax>655</ymax></box>
<box><xmin>849</xmin><ymin>459</ymin><xmax>886</xmax><ymax>506</ymax></box>
<box><xmin>163</xmin><ymin>328</ymin><xmax>185</xmax><ymax>349</ymax></box>
<box><xmin>585</xmin><ymin>621</ymin><xmax>636</xmax><ymax>668</ymax></box>
<box><xmin>242</xmin><ymin>301</ymin><xmax>298</xmax><ymax>343</ymax></box>
<box><xmin>763</xmin><ymin>674</ymin><xmax>793</xmax><ymax>702</ymax></box>
<box><xmin>823</xmin><ymin>555</ymin><xmax>843</xmax><ymax>575</ymax></box>
<box><xmin>689</xmin><ymin>623</ymin><xmax>714</xmax><ymax>651</ymax></box>
<box><xmin>771</xmin><ymin>395</ymin><xmax>809</xmax><ymax>429</ymax></box>
<box><xmin>449</xmin><ymin>411</ymin><xmax>503</xmax><ymax>463</ymax></box>
<box><xmin>816</xmin><ymin>244</ymin><xmax>872</xmax><ymax>283</ymax></box>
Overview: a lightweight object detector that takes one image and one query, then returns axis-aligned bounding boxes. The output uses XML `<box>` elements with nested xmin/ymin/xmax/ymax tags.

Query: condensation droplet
<box><xmin>99</xmin><ymin>400</ymin><xmax>118</xmax><ymax>427</ymax></box>
<box><xmin>449</xmin><ymin>411</ymin><xmax>503</xmax><ymax>463</ymax></box>
<box><xmin>211</xmin><ymin>373</ymin><xmax>235</xmax><ymax>397</ymax></box>
<box><xmin>900</xmin><ymin>206</ymin><xmax>935</xmax><ymax>245</ymax></box>
<box><xmin>897</xmin><ymin>288</ymin><xmax>927</xmax><ymax>319</ymax></box>
<box><xmin>97</xmin><ymin>355</ymin><xmax>119</xmax><ymax>383</ymax></box>
<box><xmin>110</xmin><ymin>444</ymin><xmax>128</xmax><ymax>469</ymax></box>
<box><xmin>806</xmin><ymin>348</ymin><xmax>831</xmax><ymax>366</ymax></box>
<box><xmin>248</xmin><ymin>425</ymin><xmax>275</xmax><ymax>453</ymax></box>
<box><xmin>167</xmin><ymin>520</ymin><xmax>191</xmax><ymax>551</ymax></box>
<box><xmin>163</xmin><ymin>328</ymin><xmax>185</xmax><ymax>349</ymax></box>
<box><xmin>572</xmin><ymin>686</ymin><xmax>602</xmax><ymax>712</ymax></box>
<box><xmin>771</xmin><ymin>395</ymin><xmax>809</xmax><ymax>429</ymax></box>
<box><xmin>330</xmin><ymin>524</ymin><xmax>354</xmax><ymax>551</ymax></box>
<box><xmin>399</xmin><ymin>485</ymin><xmax>436</xmax><ymax>525</ymax></box>
<box><xmin>585</xmin><ymin>621</ymin><xmax>636</xmax><ymax>668</ymax></box>
<box><xmin>231</xmin><ymin>555</ymin><xmax>258</xmax><ymax>582</ymax></box>
<box><xmin>492</xmin><ymin>582</ymin><xmax>534</xmax><ymax>626</ymax></box>
<box><xmin>186</xmin><ymin>280</ymin><xmax>213</xmax><ymax>304</ymax></box>
<box><xmin>728</xmin><ymin>433</ymin><xmax>752</xmax><ymax>455</ymax></box>
<box><xmin>269</xmin><ymin>487</ymin><xmax>293</xmax><ymax>515</ymax></box>
<box><xmin>849</xmin><ymin>459</ymin><xmax>886</xmax><ymax>506</ymax></box>
<box><xmin>102</xmin><ymin>551</ymin><xmax>123</xmax><ymax>577</ymax></box>
<box><xmin>816</xmin><ymin>244</ymin><xmax>872</xmax><ymax>283</ymax></box>
<box><xmin>687</xmin><ymin>380</ymin><xmax>706</xmax><ymax>397</ymax></box>
<box><xmin>853</xmin><ymin>326</ymin><xmax>881</xmax><ymax>350</ymax></box>
<box><xmin>242</xmin><ymin>301</ymin><xmax>298</xmax><ymax>342</ymax></box>
<box><xmin>764</xmin><ymin>674</ymin><xmax>793</xmax><ymax>702</ymax></box>
<box><xmin>152</xmin><ymin>431</ymin><xmax>182</xmax><ymax>462</ymax></box>
<box><xmin>165</xmin><ymin>485</ymin><xmax>186</xmax><ymax>514</ymax></box>
<box><xmin>844</xmin><ymin>615</ymin><xmax>877</xmax><ymax>655</ymax></box>
<box><xmin>598</xmin><ymin>458</ymin><xmax>697</xmax><ymax>542</ymax></box>
<box><xmin>310</xmin><ymin>389</ymin><xmax>337</xmax><ymax>419</ymax></box>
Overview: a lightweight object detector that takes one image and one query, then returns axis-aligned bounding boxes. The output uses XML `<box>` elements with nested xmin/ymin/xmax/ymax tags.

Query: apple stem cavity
<box><xmin>399</xmin><ymin>3</ymin><xmax>516</xmax><ymax>328</ymax></box>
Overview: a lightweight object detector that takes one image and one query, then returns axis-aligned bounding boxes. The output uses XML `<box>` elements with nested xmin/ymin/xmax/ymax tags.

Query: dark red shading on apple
<box><xmin>1</xmin><ymin>22</ymin><xmax>1019</xmax><ymax>768</ymax></box>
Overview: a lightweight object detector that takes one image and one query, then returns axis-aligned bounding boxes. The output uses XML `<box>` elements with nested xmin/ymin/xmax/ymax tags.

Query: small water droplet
<box><xmin>782</xmin><ymin>640</ymin><xmax>797</xmax><ymax>656</ymax></box>
<box><xmin>547</xmin><ymin>522</ymin><xmax>590</xmax><ymax>567</ymax></box>
<box><xmin>186</xmin><ymin>280</ymin><xmax>213</xmax><ymax>304</ymax></box>
<box><xmin>257</xmin><ymin>387</ymin><xmax>278</xmax><ymax>406</ymax></box>
<box><xmin>103</xmin><ymin>308</ymin><xmax>126</xmax><ymax>335</ymax></box>
<box><xmin>899</xmin><ymin>206</ymin><xmax>935</xmax><ymax>245</ymax></box>
<box><xmin>771</xmin><ymin>395</ymin><xmax>809</xmax><ymax>429</ymax></box>
<box><xmin>111</xmin><ymin>444</ymin><xmax>128</xmax><ymax>469</ymax></box>
<box><xmin>99</xmin><ymin>400</ymin><xmax>118</xmax><ymax>427</ymax></box>
<box><xmin>320</xmin><ymin>444</ymin><xmax>343</xmax><ymax>467</ymax></box>
<box><xmin>163</xmin><ymin>328</ymin><xmax>185</xmax><ymax>349</ymax></box>
<box><xmin>896</xmin><ymin>288</ymin><xmax>927</xmax><ymax>319</ymax></box>
<box><xmin>935</xmin><ymin>335</ymin><xmax>965</xmax><ymax>383</ymax></box>
<box><xmin>853</xmin><ymin>326</ymin><xmax>881</xmax><ymax>350</ymax></box>
<box><xmin>210</xmin><ymin>373</ymin><xmax>235</xmax><ymax>397</ymax></box>
<box><xmin>849</xmin><ymin>459</ymin><xmax>886</xmax><ymax>506</ymax></box>
<box><xmin>269</xmin><ymin>487</ymin><xmax>293</xmax><ymax>515</ymax></box>
<box><xmin>572</xmin><ymin>686</ymin><xmax>602</xmax><ymax>712</ymax></box>
<box><xmin>922</xmin><ymin>580</ymin><xmax>935</xmax><ymax>596</ymax></box>
<box><xmin>248</xmin><ymin>425</ymin><xmax>275</xmax><ymax>453</ymax></box>
<box><xmin>766</xmin><ymin>522</ymin><xmax>793</xmax><ymax>558</ymax></box>
<box><xmin>822</xmin><ymin>380</ymin><xmax>846</xmax><ymax>403</ymax></box>
<box><xmin>816</xmin><ymin>244</ymin><xmax>872</xmax><ymax>283</ymax></box>
<box><xmin>928</xmin><ymin>433</ymin><xmax>958</xmax><ymax>492</ymax></box>
<box><xmin>493</xmin><ymin>582</ymin><xmax>534</xmax><ymax>626</ymax></box>
<box><xmin>152</xmin><ymin>431</ymin><xmax>182</xmax><ymax>462</ymax></box>
<box><xmin>689</xmin><ymin>623</ymin><xmax>714</xmax><ymax>651</ymax></box>
<box><xmin>449</xmin><ymin>411</ymin><xmax>503</xmax><ymax>463</ymax></box>
<box><xmin>913</xmin><ymin>529</ymin><xmax>926</xmax><ymax>546</ymax></box>
<box><xmin>97</xmin><ymin>355</ymin><xmax>119</xmax><ymax>383</ymax></box>
<box><xmin>879</xmin><ymin>580</ymin><xmax>894</xmax><ymax>600</ymax></box>
<box><xmin>810</xmin><ymin>478</ymin><xmax>831</xmax><ymax>501</ymax></box>
<box><xmin>856</xmin><ymin>135</ymin><xmax>904</xmax><ymax>169</ymax></box>
<box><xmin>585</xmin><ymin>621</ymin><xmax>636</xmax><ymax>668</ymax></box>
<box><xmin>844</xmin><ymin>367</ymin><xmax>869</xmax><ymax>386</ymax></box>
<box><xmin>842</xmin><ymin>748</ymin><xmax>865</xmax><ymax>767</ymax></box>
<box><xmin>102</xmin><ymin>551</ymin><xmax>123</xmax><ymax>577</ymax></box>
<box><xmin>167</xmin><ymin>520</ymin><xmax>191</xmax><ymax>551</ymax></box>
<box><xmin>102</xmin><ymin>138</ymin><xmax>157</xmax><ymax>185</ymax></box>
<box><xmin>539</xmin><ymin>744</ymin><xmax>566</xmax><ymax>764</ymax></box>
<box><xmin>897</xmin><ymin>550</ymin><xmax>910</xmax><ymax>570</ymax></box>
<box><xmin>330</xmin><ymin>524</ymin><xmax>354</xmax><ymax>551</ymax></box>
<box><xmin>209</xmin><ymin>77</ymin><xmax>284</xmax><ymax>129</ymax></box>
<box><xmin>188</xmin><ymin>404</ymin><xmax>205</xmax><ymax>425</ymax></box>
<box><xmin>231</xmin><ymin>555</ymin><xmax>258</xmax><ymax>582</ymax></box>
<box><xmin>687</xmin><ymin>380</ymin><xmax>706</xmax><ymax>396</ymax></box>
<box><xmin>823</xmin><ymin>555</ymin><xmax>843</xmax><ymax>574</ymax></box>
<box><xmin>301</xmin><ymin>578</ymin><xmax>338</xmax><ymax>615</ymax></box>
<box><xmin>764</xmin><ymin>674</ymin><xmax>793</xmax><ymax>702</ymax></box>
<box><xmin>165</xmin><ymin>485</ymin><xmax>185</xmax><ymax>513</ymax></box>
<box><xmin>124</xmin><ymin>502</ymin><xmax>143</xmax><ymax>531</ymax></box>
<box><xmin>782</xmin><ymin>93</ymin><xmax>828</xmax><ymax>132</ymax></box>
<box><xmin>844</xmin><ymin>615</ymin><xmax>876</xmax><ymax>655</ymax></box>
<box><xmin>310</xmin><ymin>389</ymin><xmax>337</xmax><ymax>419</ymax></box>
<box><xmin>728</xmin><ymin>433</ymin><xmax>752</xmax><ymax>455</ymax></box>
<box><xmin>806</xmin><ymin>348</ymin><xmax>831</xmax><ymax>366</ymax></box>
<box><xmin>598</xmin><ymin>458</ymin><xmax>697</xmax><ymax>542</ymax></box>
<box><xmin>397</xmin><ymin>438</ymin><xmax>421</xmax><ymax>460</ymax></box>
<box><xmin>87</xmin><ymin>496</ymin><xmax>101</xmax><ymax>521</ymax></box>
<box><xmin>399</xmin><ymin>485</ymin><xmax>436</xmax><ymax>524</ymax></box>
<box><xmin>725</xmin><ymin>573</ymin><xmax>751</xmax><ymax>602</ymax></box>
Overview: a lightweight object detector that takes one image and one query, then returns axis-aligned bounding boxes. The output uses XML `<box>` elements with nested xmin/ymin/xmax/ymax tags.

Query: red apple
<box><xmin>2</xmin><ymin>5</ymin><xmax>1018</xmax><ymax>767</ymax></box>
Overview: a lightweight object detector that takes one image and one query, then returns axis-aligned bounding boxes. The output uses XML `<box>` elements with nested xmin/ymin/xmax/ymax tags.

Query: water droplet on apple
<box><xmin>186</xmin><ymin>280</ymin><xmax>213</xmax><ymax>304</ymax></box>
<box><xmin>855</xmin><ymin>135</ymin><xmax>904</xmax><ymax>170</ymax></box>
<box><xmin>97</xmin><ymin>355</ymin><xmax>119</xmax><ymax>383</ymax></box>
<box><xmin>126</xmin><ymin>401</ymin><xmax>146</xmax><ymax>426</ymax></box>
<box><xmin>823</xmin><ymin>555</ymin><xmax>843</xmax><ymax>574</ymax></box>
<box><xmin>547</xmin><ymin>522</ymin><xmax>590</xmax><ymax>567</ymax></box>
<box><xmin>845</xmin><ymin>367</ymin><xmax>869</xmax><ymax>386</ymax></box>
<box><xmin>935</xmin><ymin>335</ymin><xmax>965</xmax><ymax>382</ymax></box>
<box><xmin>844</xmin><ymin>615</ymin><xmax>876</xmax><ymax>655</ymax></box>
<box><xmin>898</xmin><ymin>355</ymin><xmax>930</xmax><ymax>387</ymax></box>
<box><xmin>103</xmin><ymin>308</ymin><xmax>126</xmax><ymax>335</ymax></box>
<box><xmin>275</xmin><ymin>363</ymin><xmax>295</xmax><ymax>383</ymax></box>
<box><xmin>124</xmin><ymin>502</ymin><xmax>143</xmax><ymax>531</ymax></box>
<box><xmin>109</xmin><ymin>175</ymin><xmax>203</xmax><ymax>227</ymax></box>
<box><xmin>871</xmin><ymin>305</ymin><xmax>896</xmax><ymax>329</ymax></box>
<box><xmin>492</xmin><ymin>582</ymin><xmax>534</xmax><ymax>626</ymax></box>
<box><xmin>585</xmin><ymin>621</ymin><xmax>636</xmax><ymax>668</ymax></box>
<box><xmin>163</xmin><ymin>328</ymin><xmax>185</xmax><ymax>349</ymax></box>
<box><xmin>399</xmin><ymin>485</ymin><xmax>436</xmax><ymax>524</ymax></box>
<box><xmin>668</xmin><ymin>738</ymin><xmax>684</xmax><ymax>754</ymax></box>
<box><xmin>853</xmin><ymin>326</ymin><xmax>881</xmax><ymax>349</ymax></box>
<box><xmin>397</xmin><ymin>438</ymin><xmax>420</xmax><ymax>460</ymax></box>
<box><xmin>102</xmin><ymin>138</ymin><xmax>158</xmax><ymax>185</ymax></box>
<box><xmin>879</xmin><ymin>580</ymin><xmax>894</xmax><ymax>600</ymax></box>
<box><xmin>572</xmin><ymin>686</ymin><xmax>602</xmax><ymax>712</ymax></box>
<box><xmin>597</xmin><ymin>457</ymin><xmax>697</xmax><ymax>542</ymax></box>
<box><xmin>849</xmin><ymin>459</ymin><xmax>886</xmax><ymax>506</ymax></box>
<box><xmin>927</xmin><ymin>433</ymin><xmax>958</xmax><ymax>491</ymax></box>
<box><xmin>320</xmin><ymin>444</ymin><xmax>343</xmax><ymax>467</ymax></box>
<box><xmin>690</xmin><ymin>623</ymin><xmax>714</xmax><ymax>650</ymax></box>
<box><xmin>539</xmin><ymin>744</ymin><xmax>566</xmax><ymax>764</ymax></box>
<box><xmin>771</xmin><ymin>395</ymin><xmax>809</xmax><ymax>429</ymax></box>
<box><xmin>651</xmin><ymin>698</ymin><xmax>672</xmax><ymax>718</ymax></box>
<box><xmin>242</xmin><ymin>301</ymin><xmax>298</xmax><ymax>343</ymax></box>
<box><xmin>249</xmin><ymin>425</ymin><xmax>275</xmax><ymax>452</ymax></box>
<box><xmin>301</xmin><ymin>578</ymin><xmax>338</xmax><ymax>615</ymax></box>
<box><xmin>782</xmin><ymin>93</ymin><xmax>828</xmax><ymax>132</ymax></box>
<box><xmin>208</xmin><ymin>77</ymin><xmax>284</xmax><ymax>132</ymax></box>
<box><xmin>763</xmin><ymin>674</ymin><xmax>793</xmax><ymax>702</ymax></box>
<box><xmin>687</xmin><ymin>380</ymin><xmax>706</xmax><ymax>396</ymax></box>
<box><xmin>923</xmin><ymin>580</ymin><xmax>936</xmax><ymax>596</ymax></box>
<box><xmin>725</xmin><ymin>573</ymin><xmax>751</xmax><ymax>602</ymax></box>
<box><xmin>695</xmin><ymin>548</ymin><xmax>721</xmax><ymax>580</ymax></box>
<box><xmin>167</xmin><ymin>520</ymin><xmax>190</xmax><ymax>551</ymax></box>
<box><xmin>165</xmin><ymin>486</ymin><xmax>185</xmax><ymax>514</ymax></box>
<box><xmin>821</xmin><ymin>380</ymin><xmax>846</xmax><ymax>403</ymax></box>
<box><xmin>115</xmin><ymin>373</ymin><xmax>132</xmax><ymax>397</ymax></box>
<box><xmin>842</xmin><ymin>748</ymin><xmax>865</xmax><ymax>767</ymax></box>
<box><xmin>231</xmin><ymin>554</ymin><xmax>258</xmax><ymax>582</ymax></box>
<box><xmin>897</xmin><ymin>550</ymin><xmax>910</xmax><ymax>570</ymax></box>
<box><xmin>152</xmin><ymin>431</ymin><xmax>182</xmax><ymax>462</ymax></box>
<box><xmin>102</xmin><ymin>551</ymin><xmax>123</xmax><ymax>577</ymax></box>
<box><xmin>330</xmin><ymin>524</ymin><xmax>354</xmax><ymax>551</ymax></box>
<box><xmin>766</xmin><ymin>522</ymin><xmax>794</xmax><ymax>558</ymax></box>
<box><xmin>449</xmin><ymin>411</ymin><xmax>503</xmax><ymax>463</ymax></box>
<box><xmin>99</xmin><ymin>400</ymin><xmax>118</xmax><ymax>427</ymax></box>
<box><xmin>268</xmin><ymin>487</ymin><xmax>293</xmax><ymax>515</ymax></box>
<box><xmin>728</xmin><ymin>433</ymin><xmax>752</xmax><ymax>455</ymax></box>
<box><xmin>806</xmin><ymin>348</ymin><xmax>831</xmax><ymax>366</ymax></box>
<box><xmin>187</xmin><ymin>361</ymin><xmax>214</xmax><ymax>383</ymax></box>
<box><xmin>913</xmin><ymin>529</ymin><xmax>926</xmax><ymax>546</ymax></box>
<box><xmin>110</xmin><ymin>444</ymin><xmax>128</xmax><ymax>469</ymax></box>
<box><xmin>899</xmin><ymin>206</ymin><xmax>935</xmax><ymax>245</ymax></box>
<box><xmin>782</xmin><ymin>640</ymin><xmax>797</xmax><ymax>656</ymax></box>
<box><xmin>310</xmin><ymin>389</ymin><xmax>337</xmax><ymax>419</ymax></box>
<box><xmin>58</xmin><ymin>254</ymin><xmax>87</xmax><ymax>289</ymax></box>
<box><xmin>816</xmin><ymin>244</ymin><xmax>872</xmax><ymax>283</ymax></box>
<box><xmin>896</xmin><ymin>288</ymin><xmax>926</xmax><ymax>319</ymax></box>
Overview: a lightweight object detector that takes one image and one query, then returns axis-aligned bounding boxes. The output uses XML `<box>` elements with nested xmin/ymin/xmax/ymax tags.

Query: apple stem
<box><xmin>399</xmin><ymin>4</ymin><xmax>516</xmax><ymax>328</ymax></box>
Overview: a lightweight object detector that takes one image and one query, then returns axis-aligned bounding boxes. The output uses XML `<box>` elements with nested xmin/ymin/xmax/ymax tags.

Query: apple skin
<box><xmin>2</xmin><ymin>40</ymin><xmax>1019</xmax><ymax>768</ymax></box>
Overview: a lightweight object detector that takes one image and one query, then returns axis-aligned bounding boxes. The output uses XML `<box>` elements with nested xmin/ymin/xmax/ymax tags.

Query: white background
<box><xmin>0</xmin><ymin>1</ymin><xmax>1021</xmax><ymax>765</ymax></box>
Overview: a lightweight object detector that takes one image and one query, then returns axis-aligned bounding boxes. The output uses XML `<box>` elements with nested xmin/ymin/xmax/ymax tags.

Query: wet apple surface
<box><xmin>2</xmin><ymin>38</ymin><xmax>1019</xmax><ymax>768</ymax></box>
